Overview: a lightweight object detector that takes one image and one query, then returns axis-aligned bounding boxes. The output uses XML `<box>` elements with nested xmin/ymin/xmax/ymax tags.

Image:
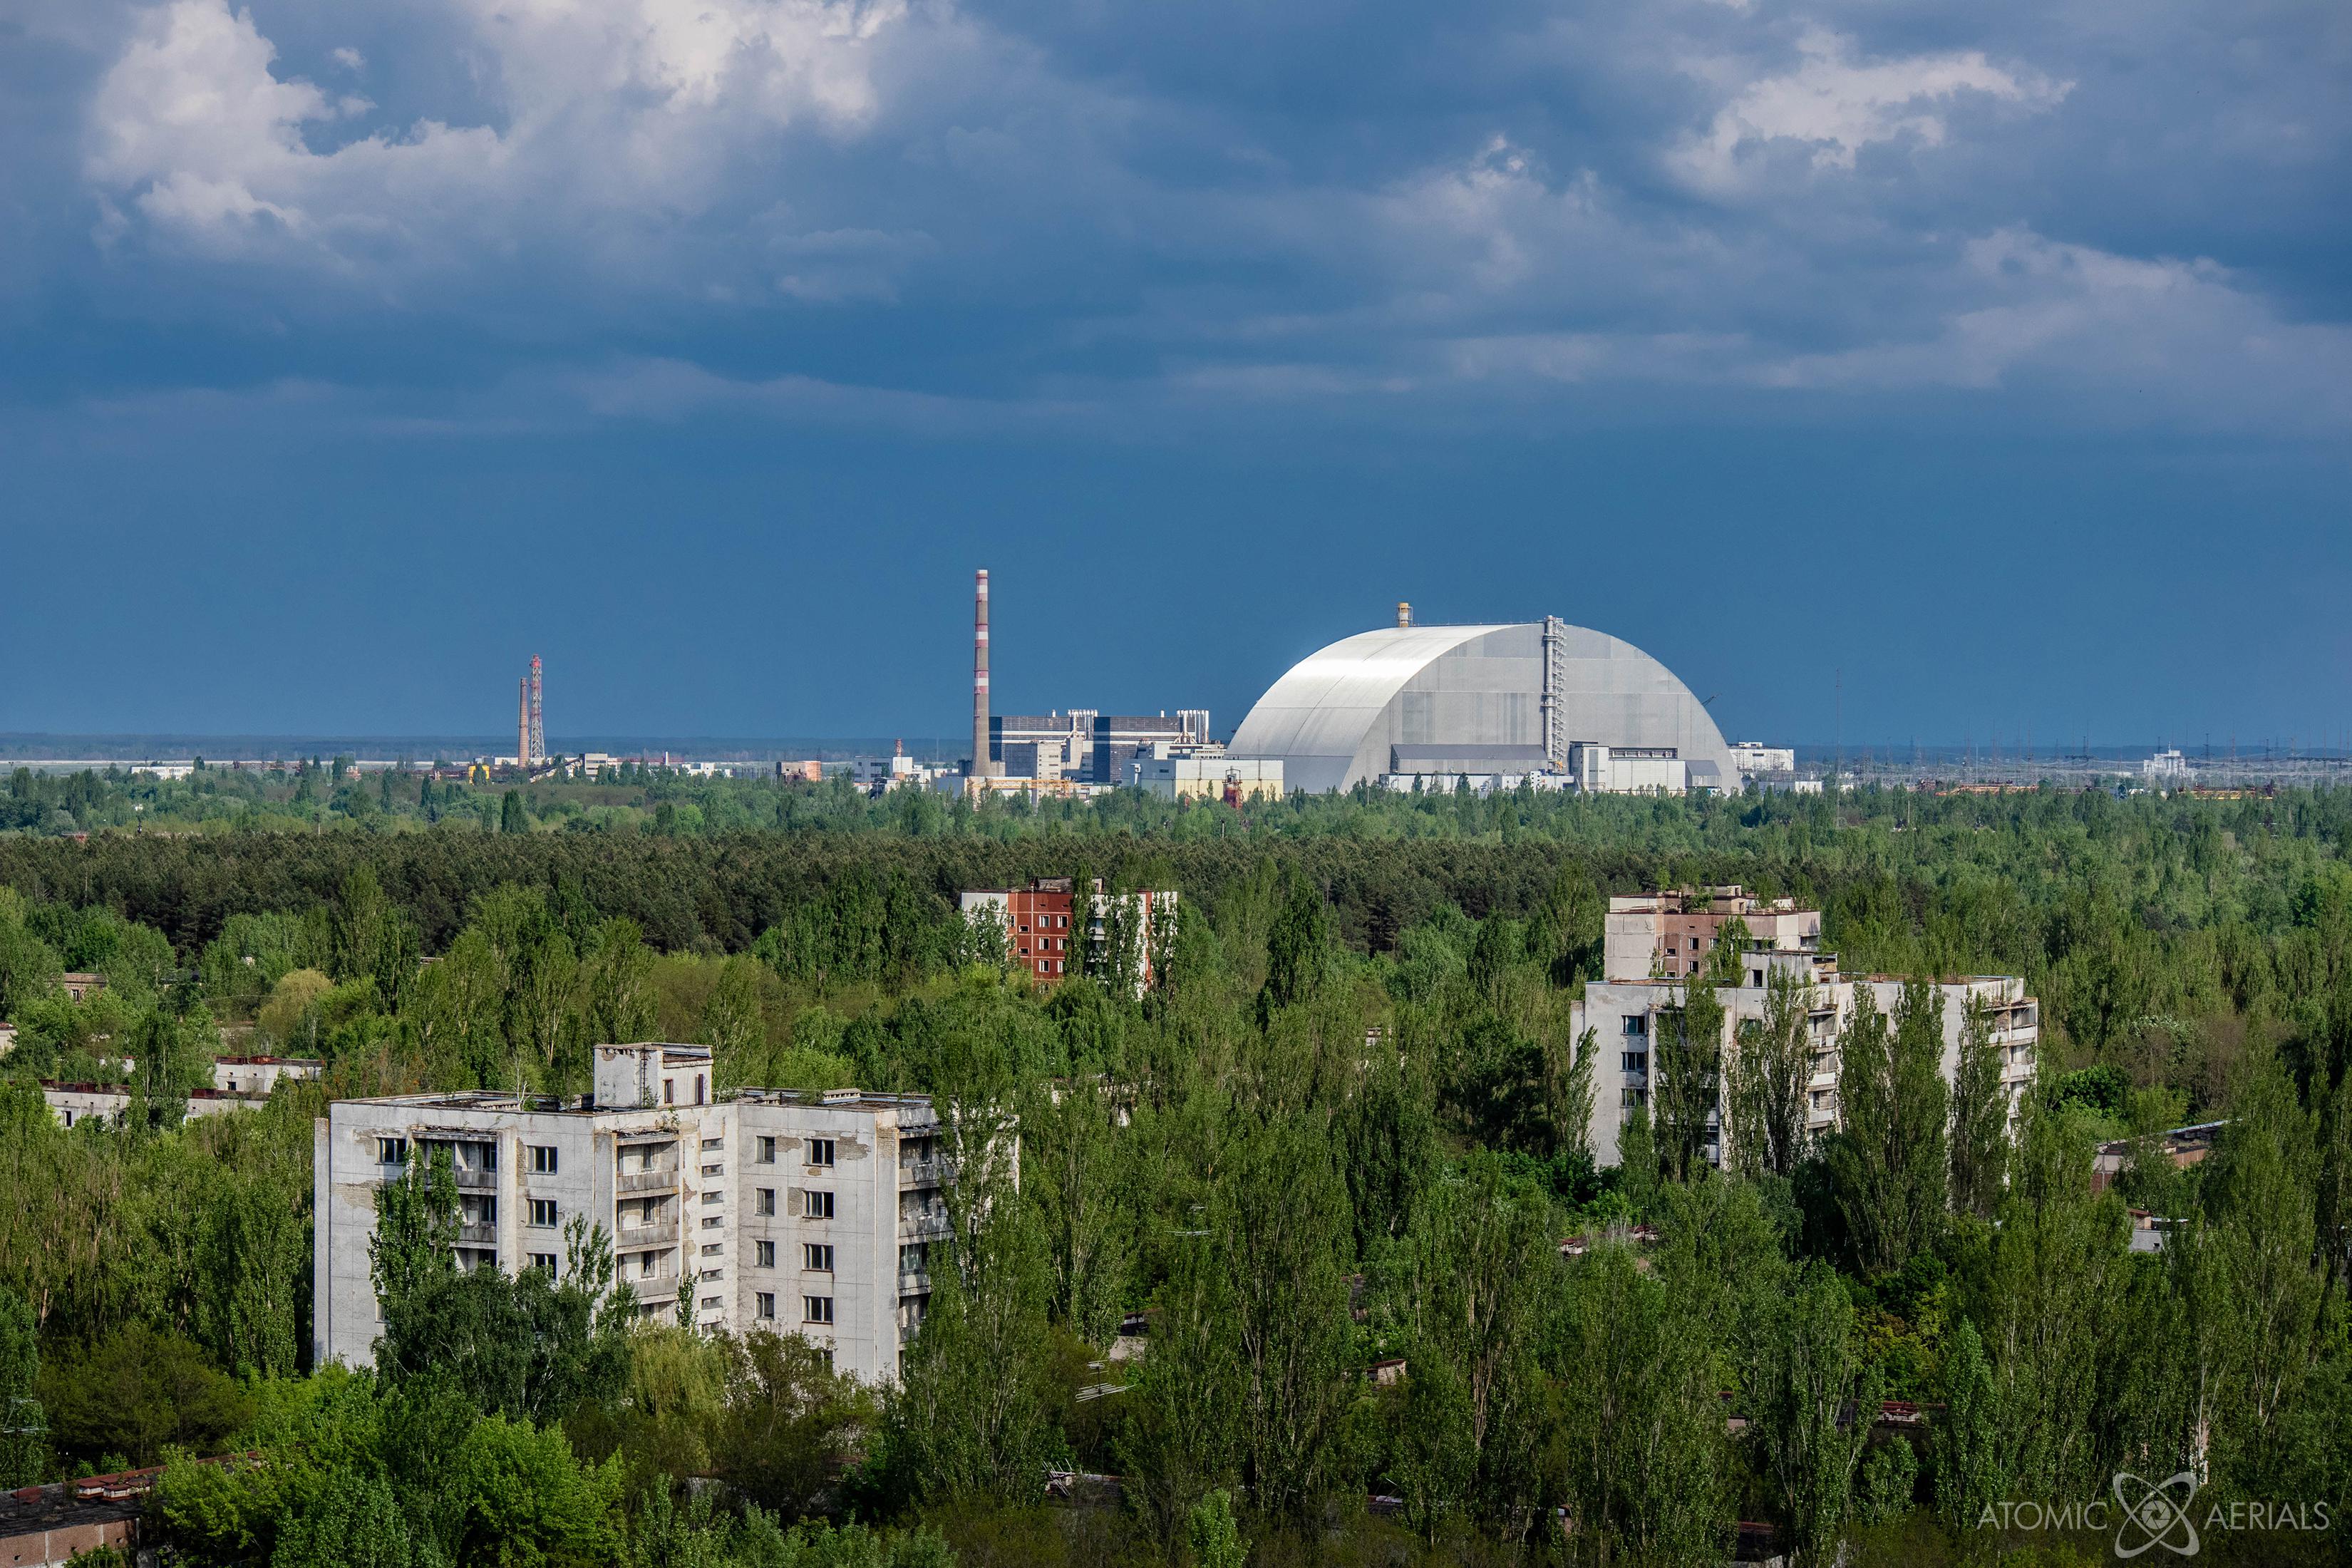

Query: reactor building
<box><xmin>1227</xmin><ymin>609</ymin><xmax>1737</xmax><ymax>795</ymax></box>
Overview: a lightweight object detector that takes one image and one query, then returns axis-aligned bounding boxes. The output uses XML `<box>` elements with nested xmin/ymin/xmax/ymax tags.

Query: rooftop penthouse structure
<box><xmin>313</xmin><ymin>1045</ymin><xmax>953</xmax><ymax>1384</ymax></box>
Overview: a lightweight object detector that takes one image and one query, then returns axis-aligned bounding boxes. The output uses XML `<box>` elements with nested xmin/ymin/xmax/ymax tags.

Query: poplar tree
<box><xmin>1830</xmin><ymin>981</ymin><xmax>1948</xmax><ymax>1274</ymax></box>
<box><xmin>1655</xmin><ymin>975</ymin><xmax>1726</xmax><ymax>1182</ymax></box>
<box><xmin>1728</xmin><ymin>967</ymin><xmax>1812</xmax><ymax>1178</ymax></box>
<box><xmin>1948</xmin><ymin>994</ymin><xmax>2010</xmax><ymax>1219</ymax></box>
<box><xmin>1749</xmin><ymin>1262</ymin><xmax>1883</xmax><ymax>1568</ymax></box>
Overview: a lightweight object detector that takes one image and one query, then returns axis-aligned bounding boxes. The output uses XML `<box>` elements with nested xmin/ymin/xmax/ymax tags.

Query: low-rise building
<box><xmin>852</xmin><ymin>746</ymin><xmax>945</xmax><ymax>794</ymax></box>
<box><xmin>212</xmin><ymin>1055</ymin><xmax>324</xmax><ymax>1096</ymax></box>
<box><xmin>1729</xmin><ymin>742</ymin><xmax>1797</xmax><ymax>779</ymax></box>
<box><xmin>0</xmin><ymin>1021</ymin><xmax>16</xmax><ymax>1056</ymax></box>
<box><xmin>311</xmin><ymin>1046</ymin><xmax>951</xmax><ymax>1386</ymax></box>
<box><xmin>41</xmin><ymin>1081</ymin><xmax>263</xmax><ymax>1129</ymax></box>
<box><xmin>1127</xmin><ymin>749</ymin><xmax>1284</xmax><ymax>803</ymax></box>
<box><xmin>2092</xmin><ymin>1120</ymin><xmax>2224</xmax><ymax>1195</ymax></box>
<box><xmin>1567</xmin><ymin>743</ymin><xmax>1687</xmax><ymax>795</ymax></box>
<box><xmin>59</xmin><ymin>974</ymin><xmax>105</xmax><ymax>1003</ymax></box>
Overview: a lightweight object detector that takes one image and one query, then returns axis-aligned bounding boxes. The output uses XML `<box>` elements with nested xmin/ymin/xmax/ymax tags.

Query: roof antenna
<box><xmin>1396</xmin><ymin>602</ymin><xmax>1412</xmax><ymax>629</ymax></box>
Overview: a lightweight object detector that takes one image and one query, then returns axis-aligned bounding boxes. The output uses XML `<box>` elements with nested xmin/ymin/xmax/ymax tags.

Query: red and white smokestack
<box><xmin>529</xmin><ymin>655</ymin><xmax>544</xmax><ymax>763</ymax></box>
<box><xmin>973</xmin><ymin>569</ymin><xmax>999</xmax><ymax>778</ymax></box>
<box><xmin>517</xmin><ymin>676</ymin><xmax>531</xmax><ymax>770</ymax></box>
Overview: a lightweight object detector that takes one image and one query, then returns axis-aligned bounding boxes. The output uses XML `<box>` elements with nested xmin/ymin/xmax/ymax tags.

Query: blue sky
<box><xmin>2</xmin><ymin>0</ymin><xmax>2346</xmax><ymax>748</ymax></box>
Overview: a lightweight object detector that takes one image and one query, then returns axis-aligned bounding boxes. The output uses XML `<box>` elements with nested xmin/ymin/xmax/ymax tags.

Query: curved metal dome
<box><xmin>1229</xmin><ymin>621</ymin><xmax>1734</xmax><ymax>794</ymax></box>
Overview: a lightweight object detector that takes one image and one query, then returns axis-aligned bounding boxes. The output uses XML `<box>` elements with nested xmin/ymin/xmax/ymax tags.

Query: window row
<box><xmin>751</xmin><ymin>1136</ymin><xmax>835</xmax><ymax>1167</ymax></box>
<box><xmin>754</xmin><ymin>1189</ymin><xmax>834</xmax><ymax>1219</ymax></box>
<box><xmin>372</xmin><ymin>1137</ymin><xmax>561</xmax><ymax>1172</ymax></box>
<box><xmin>753</xmin><ymin>1293</ymin><xmax>834</xmax><ymax>1325</ymax></box>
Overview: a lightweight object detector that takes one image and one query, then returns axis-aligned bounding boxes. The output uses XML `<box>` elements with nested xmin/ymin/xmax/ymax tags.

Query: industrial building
<box><xmin>1729</xmin><ymin>742</ymin><xmax>1797</xmax><ymax>778</ymax></box>
<box><xmin>987</xmin><ymin>711</ymin><xmax>1209</xmax><ymax>783</ymax></box>
<box><xmin>1569</xmin><ymin>889</ymin><xmax>2041</xmax><ymax>1167</ymax></box>
<box><xmin>961</xmin><ymin>568</ymin><xmax>1209</xmax><ymax>792</ymax></box>
<box><xmin>1227</xmin><ymin>607</ymin><xmax>1739</xmax><ymax>795</ymax></box>
<box><xmin>1127</xmin><ymin>747</ymin><xmax>1284</xmax><ymax>803</ymax></box>
<box><xmin>312</xmin><ymin>1045</ymin><xmax>953</xmax><ymax>1385</ymax></box>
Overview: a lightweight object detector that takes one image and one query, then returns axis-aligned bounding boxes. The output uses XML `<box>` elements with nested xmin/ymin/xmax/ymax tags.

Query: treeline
<box><xmin>1</xmin><ymin>790</ymin><xmax>2351</xmax><ymax>1562</ymax></box>
<box><xmin>12</xmin><ymin>783</ymin><xmax>2352</xmax><ymax>1067</ymax></box>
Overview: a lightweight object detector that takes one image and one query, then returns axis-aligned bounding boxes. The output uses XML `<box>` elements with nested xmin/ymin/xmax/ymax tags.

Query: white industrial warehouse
<box><xmin>1227</xmin><ymin>609</ymin><xmax>1741</xmax><ymax>795</ymax></box>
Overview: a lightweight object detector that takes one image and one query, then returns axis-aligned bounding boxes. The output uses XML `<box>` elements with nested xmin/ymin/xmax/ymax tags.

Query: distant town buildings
<box><xmin>1569</xmin><ymin>887</ymin><xmax>2041</xmax><ymax>1167</ymax></box>
<box><xmin>314</xmin><ymin>1046</ymin><xmax>952</xmax><ymax>1385</ymax></box>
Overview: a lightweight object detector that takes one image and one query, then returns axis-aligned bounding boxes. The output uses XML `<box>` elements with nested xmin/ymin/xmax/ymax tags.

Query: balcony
<box><xmin>618</xmin><ymin>1168</ymin><xmax>678</xmax><ymax>1195</ymax></box>
<box><xmin>899</xmin><ymin>1158</ymin><xmax>954</xmax><ymax>1189</ymax></box>
<box><xmin>899</xmin><ymin>1269</ymin><xmax>932</xmax><ymax>1294</ymax></box>
<box><xmin>458</xmin><ymin>1222</ymin><xmax>497</xmax><ymax>1245</ymax></box>
<box><xmin>899</xmin><ymin>1212</ymin><xmax>952</xmax><ymax>1242</ymax></box>
<box><xmin>453</xmin><ymin>1167</ymin><xmax>498</xmax><ymax>1192</ymax></box>
<box><xmin>618</xmin><ymin>1218</ymin><xmax>681</xmax><ymax>1249</ymax></box>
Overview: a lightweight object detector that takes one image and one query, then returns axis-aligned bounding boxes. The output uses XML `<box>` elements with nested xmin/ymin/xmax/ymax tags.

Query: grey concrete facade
<box><xmin>1571</xmin><ymin>957</ymin><xmax>2041</xmax><ymax>1168</ymax></box>
<box><xmin>312</xmin><ymin>1045</ymin><xmax>949</xmax><ymax>1386</ymax></box>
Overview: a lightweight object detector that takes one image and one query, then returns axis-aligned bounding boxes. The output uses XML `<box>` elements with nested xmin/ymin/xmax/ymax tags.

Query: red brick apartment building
<box><xmin>959</xmin><ymin>877</ymin><xmax>1180</xmax><ymax>991</ymax></box>
<box><xmin>964</xmin><ymin>876</ymin><xmax>1080</xmax><ymax>980</ymax></box>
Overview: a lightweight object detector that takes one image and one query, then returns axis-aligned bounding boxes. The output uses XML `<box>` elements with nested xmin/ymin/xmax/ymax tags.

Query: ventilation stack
<box><xmin>517</xmin><ymin>676</ymin><xmax>532</xmax><ymax>770</ymax></box>
<box><xmin>1396</xmin><ymin>602</ymin><xmax>1413</xmax><ymax>629</ymax></box>
<box><xmin>529</xmin><ymin>656</ymin><xmax>545</xmax><ymax>764</ymax></box>
<box><xmin>973</xmin><ymin>569</ymin><xmax>999</xmax><ymax>778</ymax></box>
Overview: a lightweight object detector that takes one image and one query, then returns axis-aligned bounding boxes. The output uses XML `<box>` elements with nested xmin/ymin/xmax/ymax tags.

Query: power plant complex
<box><xmin>1228</xmin><ymin>606</ymin><xmax>1738</xmax><ymax>795</ymax></box>
<box><xmin>475</xmin><ymin>573</ymin><xmax>1788</xmax><ymax>797</ymax></box>
<box><xmin>957</xmin><ymin>573</ymin><xmax>1777</xmax><ymax>798</ymax></box>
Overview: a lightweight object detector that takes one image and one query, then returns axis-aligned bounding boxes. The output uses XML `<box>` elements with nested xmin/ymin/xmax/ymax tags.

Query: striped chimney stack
<box><xmin>973</xmin><ymin>569</ymin><xmax>999</xmax><ymax>778</ymax></box>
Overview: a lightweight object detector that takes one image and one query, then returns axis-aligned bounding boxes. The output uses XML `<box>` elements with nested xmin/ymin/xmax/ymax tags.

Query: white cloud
<box><xmin>85</xmin><ymin>0</ymin><xmax>919</xmax><ymax>270</ymax></box>
<box><xmin>1753</xmin><ymin>228</ymin><xmax>2352</xmax><ymax>430</ymax></box>
<box><xmin>1671</xmin><ymin>28</ymin><xmax>2069</xmax><ymax>195</ymax></box>
<box><xmin>329</xmin><ymin>46</ymin><xmax>363</xmax><ymax>72</ymax></box>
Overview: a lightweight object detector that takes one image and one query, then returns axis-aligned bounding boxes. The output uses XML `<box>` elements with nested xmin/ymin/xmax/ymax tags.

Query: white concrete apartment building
<box><xmin>1572</xmin><ymin>890</ymin><xmax>2041</xmax><ymax>1167</ymax></box>
<box><xmin>312</xmin><ymin>1044</ymin><xmax>951</xmax><ymax>1385</ymax></box>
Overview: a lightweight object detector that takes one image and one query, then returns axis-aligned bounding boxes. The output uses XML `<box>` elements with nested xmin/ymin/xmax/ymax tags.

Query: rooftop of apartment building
<box><xmin>332</xmin><ymin>1072</ymin><xmax>936</xmax><ymax>1123</ymax></box>
<box><xmin>1607</xmin><ymin>884</ymin><xmax>1805</xmax><ymax>916</ymax></box>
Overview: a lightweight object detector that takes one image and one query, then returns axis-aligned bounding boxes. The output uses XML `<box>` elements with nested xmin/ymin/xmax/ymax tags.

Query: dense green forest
<box><xmin>3</xmin><ymin>782</ymin><xmax>2351</xmax><ymax>1564</ymax></box>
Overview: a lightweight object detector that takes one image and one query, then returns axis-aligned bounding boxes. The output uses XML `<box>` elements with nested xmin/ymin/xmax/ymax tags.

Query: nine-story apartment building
<box><xmin>313</xmin><ymin>1044</ymin><xmax>954</xmax><ymax>1383</ymax></box>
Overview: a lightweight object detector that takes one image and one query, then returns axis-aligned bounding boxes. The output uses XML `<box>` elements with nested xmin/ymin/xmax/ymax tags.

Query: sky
<box><xmin>1</xmin><ymin>0</ymin><xmax>2347</xmax><ymax>750</ymax></box>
